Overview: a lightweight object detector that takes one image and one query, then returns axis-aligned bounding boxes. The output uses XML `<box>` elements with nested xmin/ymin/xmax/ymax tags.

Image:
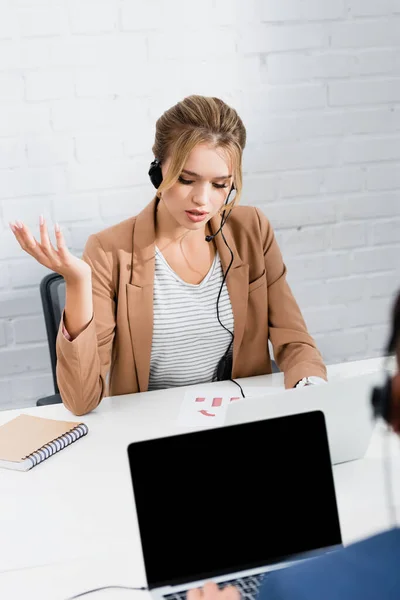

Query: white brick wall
<box><xmin>0</xmin><ymin>0</ymin><xmax>399</xmax><ymax>409</ymax></box>
<box><xmin>67</xmin><ymin>0</ymin><xmax>118</xmax><ymax>34</ymax></box>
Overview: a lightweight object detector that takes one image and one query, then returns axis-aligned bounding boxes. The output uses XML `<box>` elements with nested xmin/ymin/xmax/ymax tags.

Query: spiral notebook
<box><xmin>0</xmin><ymin>414</ymin><xmax>88</xmax><ymax>471</ymax></box>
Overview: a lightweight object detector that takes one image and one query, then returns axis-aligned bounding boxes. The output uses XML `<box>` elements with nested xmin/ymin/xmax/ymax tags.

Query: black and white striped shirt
<box><xmin>148</xmin><ymin>247</ymin><xmax>234</xmax><ymax>391</ymax></box>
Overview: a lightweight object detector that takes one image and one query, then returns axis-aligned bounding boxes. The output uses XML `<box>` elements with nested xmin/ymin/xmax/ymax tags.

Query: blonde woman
<box><xmin>10</xmin><ymin>95</ymin><xmax>327</xmax><ymax>416</ymax></box>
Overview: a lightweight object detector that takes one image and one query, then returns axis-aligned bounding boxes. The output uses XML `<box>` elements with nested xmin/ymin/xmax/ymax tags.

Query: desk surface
<box><xmin>1</xmin><ymin>357</ymin><xmax>399</xmax><ymax>599</ymax></box>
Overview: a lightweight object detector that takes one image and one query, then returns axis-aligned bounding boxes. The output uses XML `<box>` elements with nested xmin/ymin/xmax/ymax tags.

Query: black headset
<box><xmin>371</xmin><ymin>292</ymin><xmax>400</xmax><ymax>429</ymax></box>
<box><xmin>371</xmin><ymin>377</ymin><xmax>393</xmax><ymax>424</ymax></box>
<box><xmin>148</xmin><ymin>158</ymin><xmax>243</xmax><ymax>395</ymax></box>
<box><xmin>371</xmin><ymin>318</ymin><xmax>400</xmax><ymax>429</ymax></box>
<box><xmin>370</xmin><ymin>312</ymin><xmax>400</xmax><ymax>528</ymax></box>
<box><xmin>148</xmin><ymin>159</ymin><xmax>163</xmax><ymax>189</ymax></box>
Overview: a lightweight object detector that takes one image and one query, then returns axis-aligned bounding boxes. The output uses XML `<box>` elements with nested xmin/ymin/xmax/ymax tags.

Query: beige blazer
<box><xmin>56</xmin><ymin>199</ymin><xmax>327</xmax><ymax>415</ymax></box>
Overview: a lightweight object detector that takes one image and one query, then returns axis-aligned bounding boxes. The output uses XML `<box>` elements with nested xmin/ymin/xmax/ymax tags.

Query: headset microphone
<box><xmin>205</xmin><ymin>230</ymin><xmax>221</xmax><ymax>243</ymax></box>
<box><xmin>205</xmin><ymin>186</ymin><xmax>235</xmax><ymax>243</ymax></box>
<box><xmin>205</xmin><ymin>211</ymin><xmax>229</xmax><ymax>242</ymax></box>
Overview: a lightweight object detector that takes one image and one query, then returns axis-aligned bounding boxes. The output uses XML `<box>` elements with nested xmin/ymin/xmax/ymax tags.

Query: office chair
<box><xmin>36</xmin><ymin>273</ymin><xmax>66</xmax><ymax>406</ymax></box>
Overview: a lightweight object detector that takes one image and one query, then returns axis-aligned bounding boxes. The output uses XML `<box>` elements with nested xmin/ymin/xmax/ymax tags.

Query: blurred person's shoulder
<box><xmin>258</xmin><ymin>528</ymin><xmax>400</xmax><ymax>600</ymax></box>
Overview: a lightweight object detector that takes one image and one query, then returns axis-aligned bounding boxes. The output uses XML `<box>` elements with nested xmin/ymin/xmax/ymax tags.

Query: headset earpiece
<box><xmin>148</xmin><ymin>159</ymin><xmax>163</xmax><ymax>189</ymax></box>
<box><xmin>371</xmin><ymin>373</ymin><xmax>400</xmax><ymax>432</ymax></box>
<box><xmin>371</xmin><ymin>376</ymin><xmax>392</xmax><ymax>423</ymax></box>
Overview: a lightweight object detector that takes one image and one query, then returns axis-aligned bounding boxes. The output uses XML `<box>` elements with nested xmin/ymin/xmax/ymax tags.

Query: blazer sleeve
<box><xmin>257</xmin><ymin>572</ymin><xmax>288</xmax><ymax>600</ymax></box>
<box><xmin>56</xmin><ymin>234</ymin><xmax>116</xmax><ymax>415</ymax></box>
<box><xmin>255</xmin><ymin>207</ymin><xmax>327</xmax><ymax>389</ymax></box>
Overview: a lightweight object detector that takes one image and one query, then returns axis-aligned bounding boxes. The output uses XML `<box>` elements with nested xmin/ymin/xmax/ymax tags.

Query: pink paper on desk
<box><xmin>177</xmin><ymin>385</ymin><xmax>286</xmax><ymax>428</ymax></box>
<box><xmin>178</xmin><ymin>387</ymin><xmax>240</xmax><ymax>427</ymax></box>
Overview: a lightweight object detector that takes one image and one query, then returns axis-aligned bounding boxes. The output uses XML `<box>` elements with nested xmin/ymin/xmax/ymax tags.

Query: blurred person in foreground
<box><xmin>189</xmin><ymin>291</ymin><xmax>400</xmax><ymax>600</ymax></box>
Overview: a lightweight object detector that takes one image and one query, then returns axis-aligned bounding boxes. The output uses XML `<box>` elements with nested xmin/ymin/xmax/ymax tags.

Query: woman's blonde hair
<box><xmin>152</xmin><ymin>95</ymin><xmax>246</xmax><ymax>210</ymax></box>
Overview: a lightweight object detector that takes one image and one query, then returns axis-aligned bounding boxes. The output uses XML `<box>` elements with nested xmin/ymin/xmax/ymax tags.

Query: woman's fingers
<box><xmin>39</xmin><ymin>216</ymin><xmax>57</xmax><ymax>258</ymax></box>
<box><xmin>10</xmin><ymin>218</ymin><xmax>89</xmax><ymax>282</ymax></box>
<box><xmin>54</xmin><ymin>222</ymin><xmax>69</xmax><ymax>262</ymax></box>
<box><xmin>11</xmin><ymin>221</ymin><xmax>41</xmax><ymax>255</ymax></box>
<box><xmin>10</xmin><ymin>220</ymin><xmax>55</xmax><ymax>267</ymax></box>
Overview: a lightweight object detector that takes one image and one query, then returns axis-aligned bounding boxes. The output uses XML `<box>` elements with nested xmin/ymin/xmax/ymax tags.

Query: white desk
<box><xmin>0</xmin><ymin>357</ymin><xmax>399</xmax><ymax>600</ymax></box>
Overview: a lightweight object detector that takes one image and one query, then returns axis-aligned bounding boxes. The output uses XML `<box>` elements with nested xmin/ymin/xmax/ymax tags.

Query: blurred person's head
<box><xmin>389</xmin><ymin>292</ymin><xmax>400</xmax><ymax>429</ymax></box>
<box><xmin>151</xmin><ymin>95</ymin><xmax>246</xmax><ymax>233</ymax></box>
<box><xmin>388</xmin><ymin>292</ymin><xmax>400</xmax><ymax>366</ymax></box>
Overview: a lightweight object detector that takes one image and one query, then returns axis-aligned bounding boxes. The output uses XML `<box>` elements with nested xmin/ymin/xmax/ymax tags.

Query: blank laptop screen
<box><xmin>127</xmin><ymin>410</ymin><xmax>342</xmax><ymax>589</ymax></box>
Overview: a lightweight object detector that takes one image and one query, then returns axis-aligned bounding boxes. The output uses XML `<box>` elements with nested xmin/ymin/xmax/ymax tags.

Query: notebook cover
<box><xmin>0</xmin><ymin>414</ymin><xmax>82</xmax><ymax>462</ymax></box>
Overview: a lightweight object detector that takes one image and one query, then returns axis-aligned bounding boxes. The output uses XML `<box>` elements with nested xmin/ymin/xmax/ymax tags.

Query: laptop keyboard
<box><xmin>163</xmin><ymin>572</ymin><xmax>265</xmax><ymax>600</ymax></box>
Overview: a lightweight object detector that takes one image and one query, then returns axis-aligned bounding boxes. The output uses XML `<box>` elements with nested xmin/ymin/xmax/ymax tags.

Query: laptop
<box><xmin>127</xmin><ymin>411</ymin><xmax>342</xmax><ymax>600</ymax></box>
<box><xmin>226</xmin><ymin>372</ymin><xmax>381</xmax><ymax>465</ymax></box>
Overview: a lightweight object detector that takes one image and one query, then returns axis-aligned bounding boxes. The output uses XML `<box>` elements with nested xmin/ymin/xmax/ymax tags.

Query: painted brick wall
<box><xmin>0</xmin><ymin>0</ymin><xmax>399</xmax><ymax>408</ymax></box>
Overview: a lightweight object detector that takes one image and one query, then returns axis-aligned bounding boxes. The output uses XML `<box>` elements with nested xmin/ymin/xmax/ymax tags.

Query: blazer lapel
<box><xmin>126</xmin><ymin>199</ymin><xmax>158</xmax><ymax>392</ymax></box>
<box><xmin>210</xmin><ymin>211</ymin><xmax>249</xmax><ymax>378</ymax></box>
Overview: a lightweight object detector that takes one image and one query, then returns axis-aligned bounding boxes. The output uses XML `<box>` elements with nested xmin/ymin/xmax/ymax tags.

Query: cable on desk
<box><xmin>65</xmin><ymin>584</ymin><xmax>147</xmax><ymax>599</ymax></box>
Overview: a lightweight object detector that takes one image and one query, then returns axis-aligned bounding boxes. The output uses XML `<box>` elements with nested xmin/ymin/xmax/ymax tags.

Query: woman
<box><xmin>10</xmin><ymin>95</ymin><xmax>327</xmax><ymax>416</ymax></box>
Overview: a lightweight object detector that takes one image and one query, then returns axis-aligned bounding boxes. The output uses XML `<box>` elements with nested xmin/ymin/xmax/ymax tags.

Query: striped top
<box><xmin>148</xmin><ymin>246</ymin><xmax>234</xmax><ymax>391</ymax></box>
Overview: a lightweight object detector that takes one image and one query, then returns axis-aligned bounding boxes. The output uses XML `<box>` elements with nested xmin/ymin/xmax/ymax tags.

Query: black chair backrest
<box><xmin>40</xmin><ymin>273</ymin><xmax>66</xmax><ymax>394</ymax></box>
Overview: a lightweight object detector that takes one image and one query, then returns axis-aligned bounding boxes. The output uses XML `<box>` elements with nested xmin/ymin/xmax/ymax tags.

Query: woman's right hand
<box><xmin>9</xmin><ymin>216</ymin><xmax>91</xmax><ymax>284</ymax></box>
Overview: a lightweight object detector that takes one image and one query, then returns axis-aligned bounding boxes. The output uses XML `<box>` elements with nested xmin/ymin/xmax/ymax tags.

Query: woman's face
<box><xmin>159</xmin><ymin>143</ymin><xmax>234</xmax><ymax>232</ymax></box>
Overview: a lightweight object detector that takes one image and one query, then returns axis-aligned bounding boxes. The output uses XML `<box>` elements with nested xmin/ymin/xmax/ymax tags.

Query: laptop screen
<box><xmin>127</xmin><ymin>411</ymin><xmax>342</xmax><ymax>589</ymax></box>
